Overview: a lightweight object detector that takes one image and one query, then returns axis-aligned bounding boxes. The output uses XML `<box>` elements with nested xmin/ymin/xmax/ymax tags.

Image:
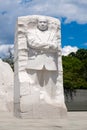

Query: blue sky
<box><xmin>62</xmin><ymin>22</ymin><xmax>87</xmax><ymax>48</ymax></box>
<box><xmin>0</xmin><ymin>0</ymin><xmax>87</xmax><ymax>57</ymax></box>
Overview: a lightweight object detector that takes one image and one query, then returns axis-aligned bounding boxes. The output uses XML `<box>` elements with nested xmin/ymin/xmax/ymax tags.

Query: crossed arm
<box><xmin>26</xmin><ymin>32</ymin><xmax>60</xmax><ymax>52</ymax></box>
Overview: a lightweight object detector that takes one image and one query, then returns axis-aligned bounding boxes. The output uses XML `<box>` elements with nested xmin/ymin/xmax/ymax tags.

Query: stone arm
<box><xmin>26</xmin><ymin>32</ymin><xmax>59</xmax><ymax>52</ymax></box>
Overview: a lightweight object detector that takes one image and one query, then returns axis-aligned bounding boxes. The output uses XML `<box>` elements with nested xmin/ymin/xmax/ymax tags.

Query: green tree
<box><xmin>63</xmin><ymin>48</ymin><xmax>87</xmax><ymax>89</ymax></box>
<box><xmin>75</xmin><ymin>49</ymin><xmax>87</xmax><ymax>60</ymax></box>
<box><xmin>63</xmin><ymin>56</ymin><xmax>83</xmax><ymax>89</ymax></box>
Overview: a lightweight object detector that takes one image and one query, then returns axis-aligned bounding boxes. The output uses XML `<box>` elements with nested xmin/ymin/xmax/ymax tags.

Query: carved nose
<box><xmin>41</xmin><ymin>24</ymin><xmax>44</xmax><ymax>26</ymax></box>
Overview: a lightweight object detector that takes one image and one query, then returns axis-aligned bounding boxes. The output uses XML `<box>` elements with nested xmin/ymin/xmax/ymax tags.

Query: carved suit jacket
<box><xmin>26</xmin><ymin>29</ymin><xmax>60</xmax><ymax>71</ymax></box>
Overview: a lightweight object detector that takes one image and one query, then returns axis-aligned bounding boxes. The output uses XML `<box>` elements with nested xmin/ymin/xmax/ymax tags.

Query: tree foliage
<box><xmin>63</xmin><ymin>48</ymin><xmax>87</xmax><ymax>89</ymax></box>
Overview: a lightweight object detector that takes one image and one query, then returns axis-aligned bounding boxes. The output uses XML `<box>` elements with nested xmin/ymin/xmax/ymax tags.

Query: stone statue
<box><xmin>14</xmin><ymin>15</ymin><xmax>67</xmax><ymax>119</ymax></box>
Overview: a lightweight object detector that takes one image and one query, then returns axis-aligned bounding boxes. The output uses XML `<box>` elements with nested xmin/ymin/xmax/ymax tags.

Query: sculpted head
<box><xmin>37</xmin><ymin>17</ymin><xmax>48</xmax><ymax>31</ymax></box>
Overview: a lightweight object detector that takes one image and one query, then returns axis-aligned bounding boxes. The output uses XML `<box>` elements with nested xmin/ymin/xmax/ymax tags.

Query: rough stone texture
<box><xmin>14</xmin><ymin>15</ymin><xmax>67</xmax><ymax>119</ymax></box>
<box><xmin>0</xmin><ymin>59</ymin><xmax>13</xmax><ymax>112</ymax></box>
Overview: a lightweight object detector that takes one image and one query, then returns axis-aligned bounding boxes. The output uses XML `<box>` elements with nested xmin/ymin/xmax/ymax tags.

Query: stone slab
<box><xmin>14</xmin><ymin>15</ymin><xmax>67</xmax><ymax>118</ymax></box>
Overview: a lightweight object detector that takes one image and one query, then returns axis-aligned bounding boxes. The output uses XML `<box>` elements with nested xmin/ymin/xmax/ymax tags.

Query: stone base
<box><xmin>14</xmin><ymin>91</ymin><xmax>67</xmax><ymax>119</ymax></box>
<box><xmin>20</xmin><ymin>103</ymin><xmax>67</xmax><ymax>119</ymax></box>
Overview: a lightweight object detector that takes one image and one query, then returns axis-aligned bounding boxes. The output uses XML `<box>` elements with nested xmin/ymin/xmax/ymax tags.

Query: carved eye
<box><xmin>40</xmin><ymin>21</ymin><xmax>43</xmax><ymax>23</ymax></box>
<box><xmin>39</xmin><ymin>21</ymin><xmax>47</xmax><ymax>24</ymax></box>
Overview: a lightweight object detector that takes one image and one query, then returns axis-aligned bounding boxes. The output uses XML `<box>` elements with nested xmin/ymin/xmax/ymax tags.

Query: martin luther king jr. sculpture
<box><xmin>14</xmin><ymin>15</ymin><xmax>67</xmax><ymax>118</ymax></box>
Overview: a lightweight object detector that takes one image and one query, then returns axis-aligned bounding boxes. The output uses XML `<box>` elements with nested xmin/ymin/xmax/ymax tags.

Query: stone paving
<box><xmin>0</xmin><ymin>112</ymin><xmax>87</xmax><ymax>130</ymax></box>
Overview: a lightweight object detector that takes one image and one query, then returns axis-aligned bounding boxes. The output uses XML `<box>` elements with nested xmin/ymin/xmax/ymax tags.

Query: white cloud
<box><xmin>0</xmin><ymin>44</ymin><xmax>14</xmax><ymax>58</ymax></box>
<box><xmin>0</xmin><ymin>0</ymin><xmax>87</xmax><ymax>24</ymax></box>
<box><xmin>62</xmin><ymin>45</ymin><xmax>78</xmax><ymax>56</ymax></box>
<box><xmin>0</xmin><ymin>0</ymin><xmax>87</xmax><ymax>44</ymax></box>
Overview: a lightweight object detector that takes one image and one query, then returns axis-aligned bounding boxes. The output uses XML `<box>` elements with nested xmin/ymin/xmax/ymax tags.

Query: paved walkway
<box><xmin>0</xmin><ymin>112</ymin><xmax>87</xmax><ymax>130</ymax></box>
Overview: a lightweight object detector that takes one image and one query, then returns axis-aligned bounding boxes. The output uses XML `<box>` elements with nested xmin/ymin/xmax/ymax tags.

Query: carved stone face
<box><xmin>37</xmin><ymin>17</ymin><xmax>48</xmax><ymax>31</ymax></box>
